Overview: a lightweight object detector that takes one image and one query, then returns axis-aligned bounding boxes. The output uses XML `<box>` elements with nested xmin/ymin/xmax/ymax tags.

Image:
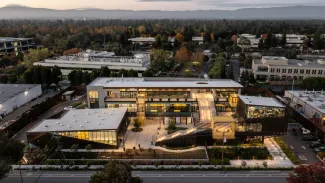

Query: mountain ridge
<box><xmin>0</xmin><ymin>5</ymin><xmax>324</xmax><ymax>19</ymax></box>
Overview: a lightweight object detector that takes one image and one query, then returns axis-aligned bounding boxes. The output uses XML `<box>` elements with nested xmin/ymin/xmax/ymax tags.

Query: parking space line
<box><xmin>290</xmin><ymin>146</ymin><xmax>294</xmax><ymax>149</ymax></box>
<box><xmin>302</xmin><ymin>146</ymin><xmax>306</xmax><ymax>149</ymax></box>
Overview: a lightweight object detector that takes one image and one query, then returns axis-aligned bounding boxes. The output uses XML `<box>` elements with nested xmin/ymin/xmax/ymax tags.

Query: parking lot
<box><xmin>281</xmin><ymin>131</ymin><xmax>320</xmax><ymax>164</ymax></box>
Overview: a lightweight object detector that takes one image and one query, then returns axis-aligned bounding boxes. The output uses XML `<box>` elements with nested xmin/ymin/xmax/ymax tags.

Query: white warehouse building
<box><xmin>0</xmin><ymin>84</ymin><xmax>42</xmax><ymax>117</ymax></box>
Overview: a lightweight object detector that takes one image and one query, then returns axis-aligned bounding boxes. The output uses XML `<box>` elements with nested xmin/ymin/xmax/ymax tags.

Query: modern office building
<box><xmin>34</xmin><ymin>50</ymin><xmax>149</xmax><ymax>77</ymax></box>
<box><xmin>252</xmin><ymin>56</ymin><xmax>325</xmax><ymax>81</ymax></box>
<box><xmin>275</xmin><ymin>34</ymin><xmax>305</xmax><ymax>48</ymax></box>
<box><xmin>237</xmin><ymin>34</ymin><xmax>260</xmax><ymax>49</ymax></box>
<box><xmin>0</xmin><ymin>84</ymin><xmax>42</xmax><ymax>118</ymax></box>
<box><xmin>27</xmin><ymin>108</ymin><xmax>128</xmax><ymax>149</ymax></box>
<box><xmin>284</xmin><ymin>90</ymin><xmax>325</xmax><ymax>140</ymax></box>
<box><xmin>0</xmin><ymin>37</ymin><xmax>34</xmax><ymax>54</ymax></box>
<box><xmin>236</xmin><ymin>95</ymin><xmax>287</xmax><ymax>138</ymax></box>
<box><xmin>87</xmin><ymin>77</ymin><xmax>243</xmax><ymax>125</ymax></box>
<box><xmin>129</xmin><ymin>37</ymin><xmax>203</xmax><ymax>45</ymax></box>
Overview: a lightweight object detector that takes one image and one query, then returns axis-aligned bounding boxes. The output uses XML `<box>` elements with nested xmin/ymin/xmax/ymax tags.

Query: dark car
<box><xmin>310</xmin><ymin>141</ymin><xmax>323</xmax><ymax>148</ymax></box>
<box><xmin>301</xmin><ymin>135</ymin><xmax>317</xmax><ymax>141</ymax></box>
<box><xmin>314</xmin><ymin>146</ymin><xmax>325</xmax><ymax>153</ymax></box>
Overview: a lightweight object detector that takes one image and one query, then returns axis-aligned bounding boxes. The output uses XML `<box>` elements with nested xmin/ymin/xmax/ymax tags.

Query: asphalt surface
<box><xmin>281</xmin><ymin>132</ymin><xmax>320</xmax><ymax>164</ymax></box>
<box><xmin>1</xmin><ymin>171</ymin><xmax>290</xmax><ymax>183</ymax></box>
<box><xmin>230</xmin><ymin>59</ymin><xmax>240</xmax><ymax>82</ymax></box>
<box><xmin>13</xmin><ymin>95</ymin><xmax>86</xmax><ymax>144</ymax></box>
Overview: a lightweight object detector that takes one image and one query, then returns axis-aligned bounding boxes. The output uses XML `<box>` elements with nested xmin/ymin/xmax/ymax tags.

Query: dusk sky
<box><xmin>1</xmin><ymin>0</ymin><xmax>325</xmax><ymax>10</ymax></box>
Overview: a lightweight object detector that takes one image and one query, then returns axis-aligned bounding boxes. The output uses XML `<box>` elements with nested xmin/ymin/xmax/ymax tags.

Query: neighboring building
<box><xmin>87</xmin><ymin>77</ymin><xmax>243</xmax><ymax>125</ymax></box>
<box><xmin>236</xmin><ymin>95</ymin><xmax>287</xmax><ymax>140</ymax></box>
<box><xmin>237</xmin><ymin>34</ymin><xmax>260</xmax><ymax>49</ymax></box>
<box><xmin>284</xmin><ymin>90</ymin><xmax>325</xmax><ymax>140</ymax></box>
<box><xmin>34</xmin><ymin>50</ymin><xmax>149</xmax><ymax>77</ymax></box>
<box><xmin>27</xmin><ymin>108</ymin><xmax>128</xmax><ymax>149</ymax></box>
<box><xmin>275</xmin><ymin>34</ymin><xmax>305</xmax><ymax>48</ymax></box>
<box><xmin>252</xmin><ymin>56</ymin><xmax>325</xmax><ymax>81</ymax></box>
<box><xmin>129</xmin><ymin>37</ymin><xmax>203</xmax><ymax>45</ymax></box>
<box><xmin>0</xmin><ymin>37</ymin><xmax>34</xmax><ymax>54</ymax></box>
<box><xmin>0</xmin><ymin>84</ymin><xmax>42</xmax><ymax>117</ymax></box>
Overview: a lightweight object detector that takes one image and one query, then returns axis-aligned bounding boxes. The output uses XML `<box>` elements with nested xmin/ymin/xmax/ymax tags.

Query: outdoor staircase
<box><xmin>193</xmin><ymin>93</ymin><xmax>216</xmax><ymax>129</ymax></box>
<box><xmin>156</xmin><ymin>127</ymin><xmax>198</xmax><ymax>143</ymax></box>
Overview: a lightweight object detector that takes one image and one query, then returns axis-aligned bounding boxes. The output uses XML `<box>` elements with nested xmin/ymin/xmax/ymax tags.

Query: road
<box><xmin>13</xmin><ymin>95</ymin><xmax>86</xmax><ymax>144</ymax></box>
<box><xmin>281</xmin><ymin>132</ymin><xmax>320</xmax><ymax>164</ymax></box>
<box><xmin>1</xmin><ymin>171</ymin><xmax>290</xmax><ymax>183</ymax></box>
<box><xmin>230</xmin><ymin>59</ymin><xmax>240</xmax><ymax>82</ymax></box>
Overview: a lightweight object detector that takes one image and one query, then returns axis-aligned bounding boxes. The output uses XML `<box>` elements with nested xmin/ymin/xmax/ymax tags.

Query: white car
<box><xmin>301</xmin><ymin>128</ymin><xmax>311</xmax><ymax>135</ymax></box>
<box><xmin>64</xmin><ymin>106</ymin><xmax>75</xmax><ymax>111</ymax></box>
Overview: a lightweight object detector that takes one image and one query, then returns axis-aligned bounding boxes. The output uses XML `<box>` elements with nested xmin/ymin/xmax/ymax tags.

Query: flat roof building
<box><xmin>284</xmin><ymin>90</ymin><xmax>325</xmax><ymax>140</ymax></box>
<box><xmin>0</xmin><ymin>37</ymin><xmax>35</xmax><ymax>54</ymax></box>
<box><xmin>34</xmin><ymin>50</ymin><xmax>150</xmax><ymax>77</ymax></box>
<box><xmin>0</xmin><ymin>84</ymin><xmax>42</xmax><ymax>117</ymax></box>
<box><xmin>27</xmin><ymin>108</ymin><xmax>128</xmax><ymax>149</ymax></box>
<box><xmin>252</xmin><ymin>56</ymin><xmax>325</xmax><ymax>81</ymax></box>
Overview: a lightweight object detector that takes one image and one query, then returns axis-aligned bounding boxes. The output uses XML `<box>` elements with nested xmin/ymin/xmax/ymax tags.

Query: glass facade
<box><xmin>57</xmin><ymin>130</ymin><xmax>117</xmax><ymax>146</ymax></box>
<box><xmin>89</xmin><ymin>91</ymin><xmax>99</xmax><ymax>108</ymax></box>
<box><xmin>145</xmin><ymin>102</ymin><xmax>199</xmax><ymax>113</ymax></box>
<box><xmin>246</xmin><ymin>106</ymin><xmax>285</xmax><ymax>119</ymax></box>
<box><xmin>236</xmin><ymin>123</ymin><xmax>262</xmax><ymax>132</ymax></box>
<box><xmin>106</xmin><ymin>102</ymin><xmax>137</xmax><ymax>113</ymax></box>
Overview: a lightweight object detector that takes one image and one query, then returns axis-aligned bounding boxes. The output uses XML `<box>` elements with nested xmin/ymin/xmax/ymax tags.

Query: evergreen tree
<box><xmin>227</xmin><ymin>63</ymin><xmax>234</xmax><ymax>80</ymax></box>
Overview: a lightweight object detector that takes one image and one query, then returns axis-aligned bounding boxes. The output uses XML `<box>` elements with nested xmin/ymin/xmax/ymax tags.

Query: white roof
<box><xmin>285</xmin><ymin>90</ymin><xmax>325</xmax><ymax>114</ymax></box>
<box><xmin>88</xmin><ymin>77</ymin><xmax>243</xmax><ymax>88</ymax></box>
<box><xmin>239</xmin><ymin>95</ymin><xmax>285</xmax><ymax>108</ymax></box>
<box><xmin>28</xmin><ymin>108</ymin><xmax>127</xmax><ymax>133</ymax></box>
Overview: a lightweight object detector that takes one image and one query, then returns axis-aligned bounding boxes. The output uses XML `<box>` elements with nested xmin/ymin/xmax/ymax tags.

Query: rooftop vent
<box><xmin>45</xmin><ymin>125</ymin><xmax>48</xmax><ymax>127</ymax></box>
<box><xmin>101</xmin><ymin>118</ymin><xmax>104</xmax><ymax>120</ymax></box>
<box><xmin>97</xmin><ymin>122</ymin><xmax>100</xmax><ymax>125</ymax></box>
<box><xmin>85</xmin><ymin>120</ymin><xmax>88</xmax><ymax>123</ymax></box>
<box><xmin>109</xmin><ymin>113</ymin><xmax>112</xmax><ymax>115</ymax></box>
<box><xmin>196</xmin><ymin>82</ymin><xmax>208</xmax><ymax>85</ymax></box>
<box><xmin>67</xmin><ymin>125</ymin><xmax>70</xmax><ymax>128</ymax></box>
<box><xmin>56</xmin><ymin>122</ymin><xmax>59</xmax><ymax>124</ymax></box>
<box><xmin>60</xmin><ymin>124</ymin><xmax>63</xmax><ymax>126</ymax></box>
<box><xmin>86</xmin><ymin>112</ymin><xmax>89</xmax><ymax>115</ymax></box>
<box><xmin>80</xmin><ymin>125</ymin><xmax>83</xmax><ymax>127</ymax></box>
<box><xmin>73</xmin><ymin>119</ymin><xmax>76</xmax><ymax>122</ymax></box>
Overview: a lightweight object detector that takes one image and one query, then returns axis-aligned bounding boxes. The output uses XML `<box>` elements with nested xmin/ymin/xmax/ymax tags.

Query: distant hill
<box><xmin>0</xmin><ymin>5</ymin><xmax>325</xmax><ymax>19</ymax></box>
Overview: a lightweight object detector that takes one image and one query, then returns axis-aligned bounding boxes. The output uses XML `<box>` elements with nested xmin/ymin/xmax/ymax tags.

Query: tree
<box><xmin>227</xmin><ymin>63</ymin><xmax>234</xmax><ymax>80</ymax></box>
<box><xmin>16</xmin><ymin>52</ymin><xmax>24</xmax><ymax>62</ymax></box>
<box><xmin>51</xmin><ymin>65</ymin><xmax>62</xmax><ymax>85</ymax></box>
<box><xmin>313</xmin><ymin>31</ymin><xmax>324</xmax><ymax>50</ymax></box>
<box><xmin>0</xmin><ymin>133</ymin><xmax>25</xmax><ymax>180</ymax></box>
<box><xmin>287</xmin><ymin>163</ymin><xmax>325</xmax><ymax>183</ymax></box>
<box><xmin>244</xmin><ymin>56</ymin><xmax>252</xmax><ymax>69</ymax></box>
<box><xmin>32</xmin><ymin>66</ymin><xmax>43</xmax><ymax>84</ymax></box>
<box><xmin>128</xmin><ymin>69</ymin><xmax>138</xmax><ymax>77</ymax></box>
<box><xmin>155</xmin><ymin>34</ymin><xmax>162</xmax><ymax>48</ymax></box>
<box><xmin>175</xmin><ymin>47</ymin><xmax>191</xmax><ymax>63</ymax></box>
<box><xmin>258</xmin><ymin>39</ymin><xmax>264</xmax><ymax>50</ymax></box>
<box><xmin>68</xmin><ymin>70</ymin><xmax>77</xmax><ymax>85</ymax></box>
<box><xmin>82</xmin><ymin>71</ymin><xmax>91</xmax><ymax>85</ymax></box>
<box><xmin>142</xmin><ymin>69</ymin><xmax>154</xmax><ymax>77</ymax></box>
<box><xmin>100</xmin><ymin>66</ymin><xmax>110</xmax><ymax>77</ymax></box>
<box><xmin>281</xmin><ymin>32</ymin><xmax>287</xmax><ymax>47</ymax></box>
<box><xmin>90</xmin><ymin>70</ymin><xmax>100</xmax><ymax>81</ymax></box>
<box><xmin>41</xmin><ymin>67</ymin><xmax>52</xmax><ymax>85</ymax></box>
<box><xmin>150</xmin><ymin>49</ymin><xmax>170</xmax><ymax>73</ymax></box>
<box><xmin>133</xmin><ymin>118</ymin><xmax>141</xmax><ymax>131</ymax></box>
<box><xmin>85</xmin><ymin>144</ymin><xmax>92</xmax><ymax>152</ymax></box>
<box><xmin>89</xmin><ymin>160</ymin><xmax>143</xmax><ymax>183</ymax></box>
<box><xmin>63</xmin><ymin>48</ymin><xmax>81</xmax><ymax>55</ymax></box>
<box><xmin>208</xmin><ymin>60</ymin><xmax>226</xmax><ymax>79</ymax></box>
<box><xmin>24</xmin><ymin>48</ymin><xmax>50</xmax><ymax>68</ymax></box>
<box><xmin>8</xmin><ymin>74</ymin><xmax>17</xmax><ymax>84</ymax></box>
<box><xmin>240</xmin><ymin>70</ymin><xmax>249</xmax><ymax>82</ymax></box>
<box><xmin>15</xmin><ymin>65</ymin><xmax>27</xmax><ymax>78</ymax></box>
<box><xmin>175</xmin><ymin>33</ymin><xmax>184</xmax><ymax>44</ymax></box>
<box><xmin>71</xmin><ymin>144</ymin><xmax>79</xmax><ymax>153</ymax></box>
<box><xmin>300</xmin><ymin>77</ymin><xmax>325</xmax><ymax>91</ymax></box>
<box><xmin>23</xmin><ymin>69</ymin><xmax>33</xmax><ymax>84</ymax></box>
<box><xmin>137</xmin><ymin>25</ymin><xmax>146</xmax><ymax>35</ymax></box>
<box><xmin>0</xmin><ymin>75</ymin><xmax>8</xmax><ymax>84</ymax></box>
<box><xmin>248</xmin><ymin>72</ymin><xmax>256</xmax><ymax>84</ymax></box>
<box><xmin>75</xmin><ymin>70</ymin><xmax>83</xmax><ymax>85</ymax></box>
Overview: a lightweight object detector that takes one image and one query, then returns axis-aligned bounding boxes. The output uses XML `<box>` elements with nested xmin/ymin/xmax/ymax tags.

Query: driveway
<box><xmin>13</xmin><ymin>95</ymin><xmax>86</xmax><ymax>144</ymax></box>
<box><xmin>230</xmin><ymin>59</ymin><xmax>240</xmax><ymax>81</ymax></box>
<box><xmin>280</xmin><ymin>132</ymin><xmax>320</xmax><ymax>164</ymax></box>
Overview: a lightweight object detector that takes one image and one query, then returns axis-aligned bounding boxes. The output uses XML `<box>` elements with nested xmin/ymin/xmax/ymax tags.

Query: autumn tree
<box><xmin>137</xmin><ymin>25</ymin><xmax>146</xmax><ymax>35</ymax></box>
<box><xmin>63</xmin><ymin>48</ymin><xmax>82</xmax><ymax>55</ymax></box>
<box><xmin>24</xmin><ymin>48</ymin><xmax>50</xmax><ymax>68</ymax></box>
<box><xmin>175</xmin><ymin>33</ymin><xmax>184</xmax><ymax>44</ymax></box>
<box><xmin>150</xmin><ymin>49</ymin><xmax>170</xmax><ymax>73</ymax></box>
<box><xmin>175</xmin><ymin>47</ymin><xmax>191</xmax><ymax>63</ymax></box>
<box><xmin>191</xmin><ymin>51</ymin><xmax>204</xmax><ymax>63</ymax></box>
<box><xmin>287</xmin><ymin>163</ymin><xmax>325</xmax><ymax>183</ymax></box>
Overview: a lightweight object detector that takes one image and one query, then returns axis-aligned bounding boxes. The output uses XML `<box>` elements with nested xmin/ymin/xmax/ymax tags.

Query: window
<box><xmin>270</xmin><ymin>68</ymin><xmax>275</xmax><ymax>73</ymax></box>
<box><xmin>276</xmin><ymin>68</ymin><xmax>280</xmax><ymax>73</ymax></box>
<box><xmin>294</xmin><ymin>69</ymin><xmax>298</xmax><ymax>73</ymax></box>
<box><xmin>282</xmin><ymin>69</ymin><xmax>286</xmax><ymax>73</ymax></box>
<box><xmin>89</xmin><ymin>91</ymin><xmax>98</xmax><ymax>101</ymax></box>
<box><xmin>319</xmin><ymin>70</ymin><xmax>323</xmax><ymax>75</ymax></box>
<box><xmin>288</xmin><ymin>69</ymin><xmax>292</xmax><ymax>73</ymax></box>
<box><xmin>312</xmin><ymin>70</ymin><xmax>317</xmax><ymax>74</ymax></box>
<box><xmin>300</xmin><ymin>69</ymin><xmax>304</xmax><ymax>74</ymax></box>
<box><xmin>306</xmin><ymin>70</ymin><xmax>310</xmax><ymax>74</ymax></box>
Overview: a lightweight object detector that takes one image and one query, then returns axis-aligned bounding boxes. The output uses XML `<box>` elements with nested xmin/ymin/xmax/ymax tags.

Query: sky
<box><xmin>1</xmin><ymin>0</ymin><xmax>325</xmax><ymax>10</ymax></box>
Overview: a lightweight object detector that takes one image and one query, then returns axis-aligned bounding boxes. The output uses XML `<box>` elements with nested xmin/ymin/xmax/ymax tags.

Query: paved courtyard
<box><xmin>124</xmin><ymin>119</ymin><xmax>169</xmax><ymax>149</ymax></box>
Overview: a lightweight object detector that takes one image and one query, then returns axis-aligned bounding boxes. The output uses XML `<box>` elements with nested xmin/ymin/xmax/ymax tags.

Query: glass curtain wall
<box><xmin>57</xmin><ymin>130</ymin><xmax>117</xmax><ymax>146</ymax></box>
<box><xmin>106</xmin><ymin>102</ymin><xmax>137</xmax><ymax>112</ymax></box>
<box><xmin>89</xmin><ymin>91</ymin><xmax>99</xmax><ymax>108</ymax></box>
<box><xmin>146</xmin><ymin>102</ymin><xmax>199</xmax><ymax>113</ymax></box>
<box><xmin>246</xmin><ymin>106</ymin><xmax>285</xmax><ymax>118</ymax></box>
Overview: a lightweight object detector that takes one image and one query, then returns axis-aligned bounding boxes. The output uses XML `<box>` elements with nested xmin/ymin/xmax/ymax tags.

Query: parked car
<box><xmin>301</xmin><ymin>134</ymin><xmax>317</xmax><ymax>141</ymax></box>
<box><xmin>300</xmin><ymin>128</ymin><xmax>311</xmax><ymax>135</ymax></box>
<box><xmin>310</xmin><ymin>141</ymin><xmax>323</xmax><ymax>148</ymax></box>
<box><xmin>64</xmin><ymin>106</ymin><xmax>75</xmax><ymax>111</ymax></box>
<box><xmin>314</xmin><ymin>146</ymin><xmax>325</xmax><ymax>153</ymax></box>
